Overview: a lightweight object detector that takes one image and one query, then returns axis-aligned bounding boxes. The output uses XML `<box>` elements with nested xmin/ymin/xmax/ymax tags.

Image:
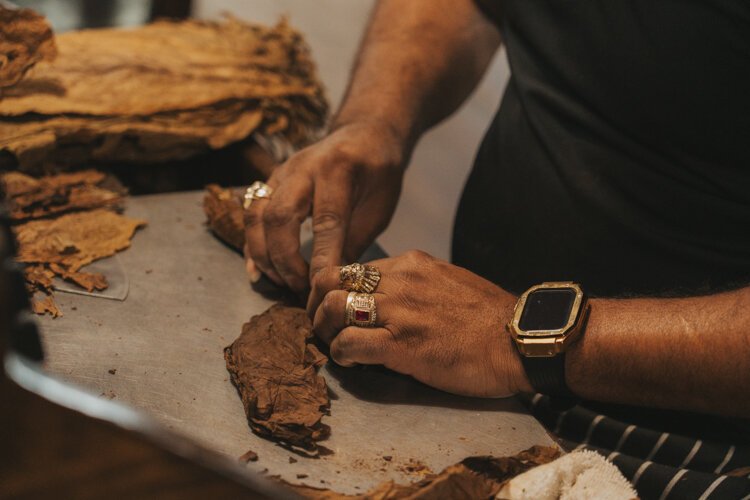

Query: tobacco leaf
<box><xmin>49</xmin><ymin>262</ymin><xmax>108</xmax><ymax>293</ymax></box>
<box><xmin>0</xmin><ymin>6</ymin><xmax>56</xmax><ymax>89</ymax></box>
<box><xmin>1</xmin><ymin>170</ymin><xmax>106</xmax><ymax>197</ymax></box>
<box><xmin>31</xmin><ymin>294</ymin><xmax>61</xmax><ymax>318</ymax></box>
<box><xmin>203</xmin><ymin>184</ymin><xmax>245</xmax><ymax>251</ymax></box>
<box><xmin>1</xmin><ymin>169</ymin><xmax>121</xmax><ymax>221</ymax></box>
<box><xmin>0</xmin><ymin>17</ymin><xmax>327</xmax><ymax>171</ymax></box>
<box><xmin>225</xmin><ymin>304</ymin><xmax>330</xmax><ymax>452</ymax></box>
<box><xmin>14</xmin><ymin>209</ymin><xmax>145</xmax><ymax>272</ymax></box>
<box><xmin>284</xmin><ymin>446</ymin><xmax>561</xmax><ymax>499</ymax></box>
<box><xmin>23</xmin><ymin>263</ymin><xmax>54</xmax><ymax>293</ymax></box>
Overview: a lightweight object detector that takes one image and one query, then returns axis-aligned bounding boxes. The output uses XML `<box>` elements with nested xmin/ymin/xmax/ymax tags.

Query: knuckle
<box><xmin>312</xmin><ymin>211</ymin><xmax>344</xmax><ymax>234</ymax></box>
<box><xmin>404</xmin><ymin>249</ymin><xmax>430</xmax><ymax>262</ymax></box>
<box><xmin>311</xmin><ymin>265</ymin><xmax>336</xmax><ymax>289</ymax></box>
<box><xmin>263</xmin><ymin>206</ymin><xmax>295</xmax><ymax>228</ymax></box>
<box><xmin>243</xmin><ymin>208</ymin><xmax>264</xmax><ymax>227</ymax></box>
<box><xmin>320</xmin><ymin>293</ymin><xmax>339</xmax><ymax>316</ymax></box>
<box><xmin>330</xmin><ymin>337</ymin><xmax>350</xmax><ymax>362</ymax></box>
<box><xmin>328</xmin><ymin>142</ymin><xmax>357</xmax><ymax>166</ymax></box>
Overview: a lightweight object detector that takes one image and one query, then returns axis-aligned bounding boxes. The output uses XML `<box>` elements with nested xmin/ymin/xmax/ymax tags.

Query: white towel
<box><xmin>496</xmin><ymin>450</ymin><xmax>638</xmax><ymax>500</ymax></box>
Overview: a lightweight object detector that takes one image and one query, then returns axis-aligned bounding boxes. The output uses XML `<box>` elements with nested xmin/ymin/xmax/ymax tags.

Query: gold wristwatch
<box><xmin>507</xmin><ymin>282</ymin><xmax>589</xmax><ymax>397</ymax></box>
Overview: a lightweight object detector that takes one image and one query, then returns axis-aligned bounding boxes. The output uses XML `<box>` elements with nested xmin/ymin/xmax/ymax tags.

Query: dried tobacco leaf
<box><xmin>31</xmin><ymin>294</ymin><xmax>61</xmax><ymax>318</ymax></box>
<box><xmin>283</xmin><ymin>446</ymin><xmax>561</xmax><ymax>499</ymax></box>
<box><xmin>1</xmin><ymin>170</ymin><xmax>121</xmax><ymax>221</ymax></box>
<box><xmin>14</xmin><ymin>209</ymin><xmax>145</xmax><ymax>272</ymax></box>
<box><xmin>23</xmin><ymin>263</ymin><xmax>54</xmax><ymax>293</ymax></box>
<box><xmin>203</xmin><ymin>184</ymin><xmax>245</xmax><ymax>251</ymax></box>
<box><xmin>0</xmin><ymin>5</ymin><xmax>56</xmax><ymax>89</ymax></box>
<box><xmin>49</xmin><ymin>263</ymin><xmax>107</xmax><ymax>293</ymax></box>
<box><xmin>225</xmin><ymin>304</ymin><xmax>330</xmax><ymax>452</ymax></box>
<box><xmin>0</xmin><ymin>17</ymin><xmax>327</xmax><ymax>170</ymax></box>
<box><xmin>1</xmin><ymin>170</ymin><xmax>106</xmax><ymax>197</ymax></box>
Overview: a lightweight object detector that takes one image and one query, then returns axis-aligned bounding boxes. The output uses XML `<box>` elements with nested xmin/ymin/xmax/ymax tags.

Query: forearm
<box><xmin>566</xmin><ymin>287</ymin><xmax>750</xmax><ymax>417</ymax></box>
<box><xmin>333</xmin><ymin>0</ymin><xmax>501</xmax><ymax>154</ymax></box>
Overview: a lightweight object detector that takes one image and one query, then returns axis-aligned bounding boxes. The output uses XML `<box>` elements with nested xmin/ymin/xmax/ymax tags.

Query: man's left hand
<box><xmin>307</xmin><ymin>250</ymin><xmax>533</xmax><ymax>397</ymax></box>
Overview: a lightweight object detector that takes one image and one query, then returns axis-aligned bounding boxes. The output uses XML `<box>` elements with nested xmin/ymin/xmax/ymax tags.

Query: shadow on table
<box><xmin>324</xmin><ymin>362</ymin><xmax>526</xmax><ymax>415</ymax></box>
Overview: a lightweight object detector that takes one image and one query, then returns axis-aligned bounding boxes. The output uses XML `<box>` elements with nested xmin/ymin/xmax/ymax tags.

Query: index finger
<box><xmin>263</xmin><ymin>174</ymin><xmax>314</xmax><ymax>293</ymax></box>
<box><xmin>308</xmin><ymin>164</ymin><xmax>354</xmax><ymax>281</ymax></box>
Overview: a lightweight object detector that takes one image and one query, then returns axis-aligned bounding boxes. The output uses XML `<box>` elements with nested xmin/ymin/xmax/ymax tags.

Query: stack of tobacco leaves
<box><xmin>0</xmin><ymin>13</ymin><xmax>328</xmax><ymax>172</ymax></box>
<box><xmin>1</xmin><ymin>170</ymin><xmax>145</xmax><ymax>317</ymax></box>
<box><xmin>0</xmin><ymin>5</ymin><xmax>56</xmax><ymax>90</ymax></box>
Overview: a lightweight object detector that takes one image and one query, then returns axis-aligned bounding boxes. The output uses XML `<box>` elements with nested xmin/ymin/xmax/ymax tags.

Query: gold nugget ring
<box><xmin>243</xmin><ymin>181</ymin><xmax>274</xmax><ymax>210</ymax></box>
<box><xmin>345</xmin><ymin>292</ymin><xmax>377</xmax><ymax>328</ymax></box>
<box><xmin>340</xmin><ymin>263</ymin><xmax>381</xmax><ymax>294</ymax></box>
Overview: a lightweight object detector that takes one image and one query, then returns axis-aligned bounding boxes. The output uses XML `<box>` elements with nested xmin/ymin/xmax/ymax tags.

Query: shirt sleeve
<box><xmin>472</xmin><ymin>0</ymin><xmax>503</xmax><ymax>26</ymax></box>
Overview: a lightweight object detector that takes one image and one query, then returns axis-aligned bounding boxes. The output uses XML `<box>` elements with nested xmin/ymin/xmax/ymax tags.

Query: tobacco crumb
<box><xmin>296</xmin><ymin>474</ymin><xmax>308</xmax><ymax>479</ymax></box>
<box><xmin>238</xmin><ymin>449</ymin><xmax>259</xmax><ymax>463</ymax></box>
<box><xmin>145</xmin><ymin>269</ymin><xmax>153</xmax><ymax>274</ymax></box>
<box><xmin>108</xmin><ymin>368</ymin><xmax>116</xmax><ymax>375</ymax></box>
<box><xmin>382</xmin><ymin>455</ymin><xmax>392</xmax><ymax>462</ymax></box>
<box><xmin>71</xmin><ymin>306</ymin><xmax>78</xmax><ymax>311</ymax></box>
<box><xmin>288</xmin><ymin>457</ymin><xmax>298</xmax><ymax>464</ymax></box>
<box><xmin>197</xmin><ymin>276</ymin><xmax>203</xmax><ymax>281</ymax></box>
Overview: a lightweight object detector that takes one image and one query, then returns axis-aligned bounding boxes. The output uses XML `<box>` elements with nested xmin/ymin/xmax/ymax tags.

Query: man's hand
<box><xmin>307</xmin><ymin>250</ymin><xmax>533</xmax><ymax>397</ymax></box>
<box><xmin>244</xmin><ymin>120</ymin><xmax>405</xmax><ymax>293</ymax></box>
<box><xmin>242</xmin><ymin>0</ymin><xmax>501</xmax><ymax>293</ymax></box>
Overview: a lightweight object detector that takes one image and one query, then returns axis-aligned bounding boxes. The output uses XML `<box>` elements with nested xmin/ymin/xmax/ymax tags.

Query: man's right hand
<box><xmin>243</xmin><ymin>120</ymin><xmax>406</xmax><ymax>294</ymax></box>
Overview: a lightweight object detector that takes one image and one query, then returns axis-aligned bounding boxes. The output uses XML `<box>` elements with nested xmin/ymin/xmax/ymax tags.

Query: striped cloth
<box><xmin>522</xmin><ymin>394</ymin><xmax>750</xmax><ymax>499</ymax></box>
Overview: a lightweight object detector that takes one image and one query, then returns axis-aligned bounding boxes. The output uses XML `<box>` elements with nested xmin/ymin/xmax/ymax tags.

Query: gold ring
<box><xmin>345</xmin><ymin>292</ymin><xmax>377</xmax><ymax>328</ymax></box>
<box><xmin>243</xmin><ymin>181</ymin><xmax>274</xmax><ymax>210</ymax></box>
<box><xmin>340</xmin><ymin>263</ymin><xmax>381</xmax><ymax>294</ymax></box>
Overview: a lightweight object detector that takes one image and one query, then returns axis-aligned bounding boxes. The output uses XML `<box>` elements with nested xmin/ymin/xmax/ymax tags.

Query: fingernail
<box><xmin>246</xmin><ymin>258</ymin><xmax>261</xmax><ymax>283</ymax></box>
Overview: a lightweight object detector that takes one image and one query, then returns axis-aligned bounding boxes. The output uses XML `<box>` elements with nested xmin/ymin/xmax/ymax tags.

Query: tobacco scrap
<box><xmin>14</xmin><ymin>209</ymin><xmax>145</xmax><ymax>271</ymax></box>
<box><xmin>30</xmin><ymin>294</ymin><xmax>61</xmax><ymax>318</ymax></box>
<box><xmin>203</xmin><ymin>184</ymin><xmax>245</xmax><ymax>251</ymax></box>
<box><xmin>0</xmin><ymin>5</ymin><xmax>56</xmax><ymax>89</ymax></box>
<box><xmin>284</xmin><ymin>446</ymin><xmax>561</xmax><ymax>499</ymax></box>
<box><xmin>13</xmin><ymin>207</ymin><xmax>145</xmax><ymax>315</ymax></box>
<box><xmin>224</xmin><ymin>304</ymin><xmax>330</xmax><ymax>452</ymax></box>
<box><xmin>49</xmin><ymin>263</ymin><xmax>108</xmax><ymax>293</ymax></box>
<box><xmin>1</xmin><ymin>170</ymin><xmax>122</xmax><ymax>221</ymax></box>
<box><xmin>0</xmin><ymin>17</ymin><xmax>327</xmax><ymax>171</ymax></box>
<box><xmin>23</xmin><ymin>264</ymin><xmax>54</xmax><ymax>293</ymax></box>
<box><xmin>239</xmin><ymin>449</ymin><xmax>259</xmax><ymax>463</ymax></box>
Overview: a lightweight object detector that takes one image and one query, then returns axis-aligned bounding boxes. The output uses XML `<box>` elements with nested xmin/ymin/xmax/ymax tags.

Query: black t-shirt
<box><xmin>454</xmin><ymin>3</ymin><xmax>750</xmax><ymax>495</ymax></box>
<box><xmin>453</xmin><ymin>0</ymin><xmax>750</xmax><ymax>297</ymax></box>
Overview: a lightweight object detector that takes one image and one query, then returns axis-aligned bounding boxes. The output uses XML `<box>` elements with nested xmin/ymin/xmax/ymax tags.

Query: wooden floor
<box><xmin>194</xmin><ymin>0</ymin><xmax>511</xmax><ymax>261</ymax></box>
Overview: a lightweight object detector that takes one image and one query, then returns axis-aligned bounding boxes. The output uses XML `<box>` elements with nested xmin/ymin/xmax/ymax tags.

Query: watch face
<box><xmin>519</xmin><ymin>287</ymin><xmax>577</xmax><ymax>332</ymax></box>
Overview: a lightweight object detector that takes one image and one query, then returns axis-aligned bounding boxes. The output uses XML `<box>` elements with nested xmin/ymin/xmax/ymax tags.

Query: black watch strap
<box><xmin>520</xmin><ymin>354</ymin><xmax>577</xmax><ymax>399</ymax></box>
